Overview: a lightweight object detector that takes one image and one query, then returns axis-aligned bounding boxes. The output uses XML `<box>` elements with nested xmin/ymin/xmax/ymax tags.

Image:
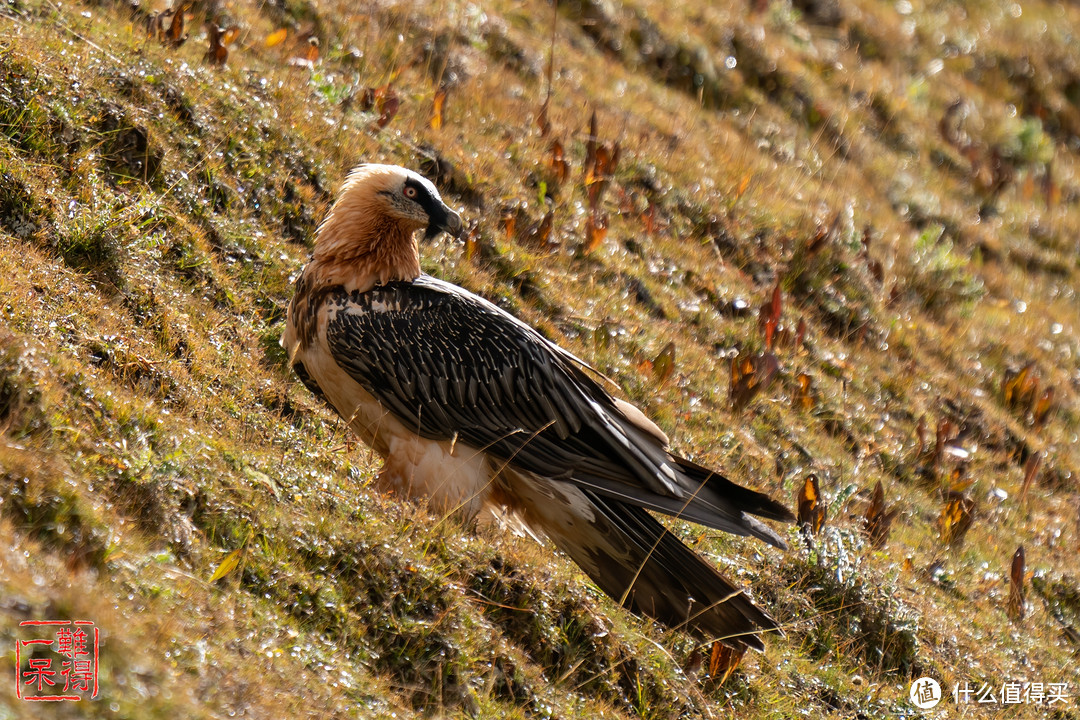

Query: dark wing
<box><xmin>325</xmin><ymin>275</ymin><xmax>792</xmax><ymax>546</ymax></box>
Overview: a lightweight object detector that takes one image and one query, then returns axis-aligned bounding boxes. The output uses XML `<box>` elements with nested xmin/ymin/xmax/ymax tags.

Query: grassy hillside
<box><xmin>1</xmin><ymin>0</ymin><xmax>1079</xmax><ymax>716</ymax></box>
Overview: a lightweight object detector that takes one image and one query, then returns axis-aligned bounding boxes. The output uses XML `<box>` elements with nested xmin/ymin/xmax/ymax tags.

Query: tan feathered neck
<box><xmin>307</xmin><ymin>164</ymin><xmax>423</xmax><ymax>291</ymax></box>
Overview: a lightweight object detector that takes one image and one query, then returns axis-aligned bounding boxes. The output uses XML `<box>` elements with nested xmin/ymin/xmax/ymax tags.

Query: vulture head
<box><xmin>312</xmin><ymin>164</ymin><xmax>462</xmax><ymax>281</ymax></box>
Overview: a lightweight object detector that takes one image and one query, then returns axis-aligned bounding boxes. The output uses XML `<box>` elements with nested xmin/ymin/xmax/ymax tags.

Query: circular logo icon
<box><xmin>909</xmin><ymin>677</ymin><xmax>942</xmax><ymax>709</ymax></box>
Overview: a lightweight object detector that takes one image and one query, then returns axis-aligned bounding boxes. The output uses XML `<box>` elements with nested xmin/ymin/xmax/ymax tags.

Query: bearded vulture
<box><xmin>282</xmin><ymin>163</ymin><xmax>793</xmax><ymax>651</ymax></box>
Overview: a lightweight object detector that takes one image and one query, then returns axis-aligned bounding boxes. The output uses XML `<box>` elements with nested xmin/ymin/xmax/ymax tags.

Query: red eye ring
<box><xmin>404</xmin><ymin>186</ymin><xmax>418</xmax><ymax>198</ymax></box>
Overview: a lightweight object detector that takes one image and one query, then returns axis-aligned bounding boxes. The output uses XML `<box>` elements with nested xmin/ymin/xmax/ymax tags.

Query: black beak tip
<box><xmin>446</xmin><ymin>210</ymin><xmax>463</xmax><ymax>237</ymax></box>
<box><xmin>427</xmin><ymin>208</ymin><xmax>463</xmax><ymax>240</ymax></box>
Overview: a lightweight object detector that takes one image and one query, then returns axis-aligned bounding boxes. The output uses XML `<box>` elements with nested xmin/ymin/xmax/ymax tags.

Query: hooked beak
<box><xmin>425</xmin><ymin>204</ymin><xmax>463</xmax><ymax>240</ymax></box>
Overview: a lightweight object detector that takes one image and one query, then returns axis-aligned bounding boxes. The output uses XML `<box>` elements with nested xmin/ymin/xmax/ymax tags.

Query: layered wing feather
<box><xmin>324</xmin><ymin>275</ymin><xmax>793</xmax><ymax>547</ymax></box>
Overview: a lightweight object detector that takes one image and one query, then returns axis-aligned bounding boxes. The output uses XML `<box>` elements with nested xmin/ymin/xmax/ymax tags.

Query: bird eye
<box><xmin>404</xmin><ymin>186</ymin><xmax>418</xmax><ymax>199</ymax></box>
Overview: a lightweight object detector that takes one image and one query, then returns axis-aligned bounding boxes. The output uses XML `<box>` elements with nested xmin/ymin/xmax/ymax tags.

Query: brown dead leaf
<box><xmin>924</xmin><ymin>417</ymin><xmax>955</xmax><ymax>472</ymax></box>
<box><xmin>205</xmin><ymin>23</ymin><xmax>229</xmax><ymax>66</ymax></box>
<box><xmin>759</xmin><ymin>277</ymin><xmax>782</xmax><ymax>350</ymax></box>
<box><xmin>1000</xmin><ymin>362</ymin><xmax>1057</xmax><ymax>427</ymax></box>
<box><xmin>1002</xmin><ymin>362</ymin><xmax>1038</xmax><ymax>411</ymax></box>
<box><xmin>595</xmin><ymin>142</ymin><xmax>620</xmax><ymax>180</ymax></box>
<box><xmin>863</xmin><ymin>480</ymin><xmax>896</xmax><ymax>549</ymax></box>
<box><xmin>1043</xmin><ymin>160</ymin><xmax>1060</xmax><ymax>208</ymax></box>
<box><xmin>652</xmin><ymin>342</ymin><xmax>676</xmax><ymax>386</ymax></box>
<box><xmin>588</xmin><ymin>144</ymin><xmax>619</xmax><ymax>208</ymax></box>
<box><xmin>641</xmin><ymin>202</ymin><xmax>658</xmax><ymax>235</ymax></box>
<box><xmin>734</xmin><ymin>173</ymin><xmax>752</xmax><ymax>203</ymax></box>
<box><xmin>945</xmin><ymin>464</ymin><xmax>974</xmax><ymax>494</ymax></box>
<box><xmin>803</xmin><ymin>214</ymin><xmax>838</xmax><ymax>258</ymax></box>
<box><xmin>915</xmin><ymin>415</ymin><xmax>928</xmax><ymax>457</ymax></box>
<box><xmin>938</xmin><ymin>491</ymin><xmax>975</xmax><ymax>546</ymax></box>
<box><xmin>502</xmin><ymin>209</ymin><xmax>517</xmax><ymax>240</ymax></box>
<box><xmin>729</xmin><ymin>352</ymin><xmax>779</xmax><ymax>412</ymax></box>
<box><xmin>521</xmin><ymin>209</ymin><xmax>555</xmax><ymax>250</ymax></box>
<box><xmin>707</xmin><ymin>641</ymin><xmax>744</xmax><ymax>685</ymax></box>
<box><xmin>358</xmin><ymin>87</ymin><xmax>375</xmax><ymax>111</ymax></box>
<box><xmin>358</xmin><ymin>84</ymin><xmax>399</xmax><ymax>129</ymax></box>
<box><xmin>376</xmin><ymin>89</ymin><xmax>399</xmax><ymax>129</ymax></box>
<box><xmin>431</xmin><ymin>87</ymin><xmax>447</xmax><ymax>130</ymax></box>
<box><xmin>1007</xmin><ymin>545</ymin><xmax>1026</xmax><ymax>621</ymax></box>
<box><xmin>792</xmin><ymin>372</ymin><xmax>816</xmax><ymax>412</ymax></box>
<box><xmin>265</xmin><ymin>28</ymin><xmax>288</xmax><ymax>47</ymax></box>
<box><xmin>549</xmin><ymin>139</ymin><xmax>570</xmax><ymax>183</ymax></box>
<box><xmin>153</xmin><ymin>4</ymin><xmax>186</xmax><ymax>47</ymax></box>
<box><xmin>583</xmin><ymin>110</ymin><xmax>619</xmax><ymax>212</ymax></box>
<box><xmin>463</xmin><ymin>220</ymin><xmax>480</xmax><ymax>263</ymax></box>
<box><xmin>797</xmin><ymin>473</ymin><xmax>825</xmax><ymax>535</ymax></box>
<box><xmin>585</xmin><ymin>212</ymin><xmax>608</xmax><ymax>253</ymax></box>
<box><xmin>1033</xmin><ymin>386</ymin><xmax>1055</xmax><ymax>427</ymax></box>
<box><xmin>536</xmin><ymin>209</ymin><xmax>554</xmax><ymax>248</ymax></box>
<box><xmin>165</xmin><ymin>5</ymin><xmax>188</xmax><ymax>48</ymax></box>
<box><xmin>1019</xmin><ymin>451</ymin><xmax>1042</xmax><ymax>504</ymax></box>
<box><xmin>145</xmin><ymin>11</ymin><xmax>158</xmax><ymax>39</ymax></box>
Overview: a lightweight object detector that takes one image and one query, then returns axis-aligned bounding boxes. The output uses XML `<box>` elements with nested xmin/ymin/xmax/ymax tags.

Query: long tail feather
<box><xmin>508</xmin><ymin>471</ymin><xmax>781</xmax><ymax>650</ymax></box>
